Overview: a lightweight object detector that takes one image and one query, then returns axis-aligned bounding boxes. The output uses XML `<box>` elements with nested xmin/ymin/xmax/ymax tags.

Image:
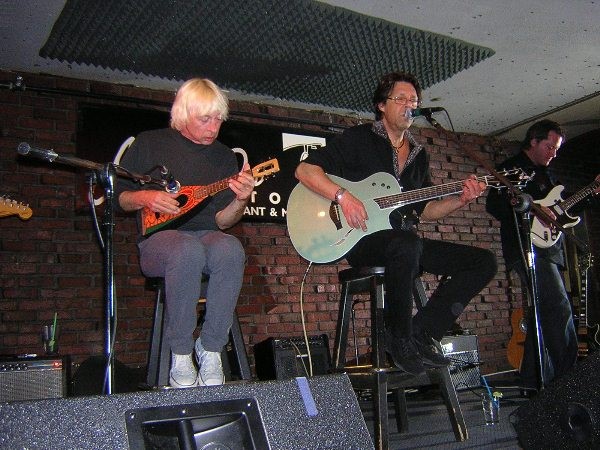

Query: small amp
<box><xmin>0</xmin><ymin>356</ymin><xmax>67</xmax><ymax>401</ymax></box>
<box><xmin>254</xmin><ymin>334</ymin><xmax>331</xmax><ymax>380</ymax></box>
<box><xmin>440</xmin><ymin>335</ymin><xmax>481</xmax><ymax>390</ymax></box>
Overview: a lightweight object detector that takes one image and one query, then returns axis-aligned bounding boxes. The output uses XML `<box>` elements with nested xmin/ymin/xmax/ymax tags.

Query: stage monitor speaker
<box><xmin>513</xmin><ymin>351</ymin><xmax>600</xmax><ymax>449</ymax></box>
<box><xmin>0</xmin><ymin>374</ymin><xmax>374</xmax><ymax>449</ymax></box>
<box><xmin>0</xmin><ymin>356</ymin><xmax>66</xmax><ymax>401</ymax></box>
<box><xmin>254</xmin><ymin>334</ymin><xmax>331</xmax><ymax>380</ymax></box>
<box><xmin>440</xmin><ymin>335</ymin><xmax>481</xmax><ymax>390</ymax></box>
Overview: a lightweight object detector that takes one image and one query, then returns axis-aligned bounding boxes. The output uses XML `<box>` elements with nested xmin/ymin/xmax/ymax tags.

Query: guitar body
<box><xmin>287</xmin><ymin>173</ymin><xmax>401</xmax><ymax>263</ymax></box>
<box><xmin>142</xmin><ymin>185</ymin><xmax>211</xmax><ymax>236</ymax></box>
<box><xmin>507</xmin><ymin>308</ymin><xmax>527</xmax><ymax>370</ymax></box>
<box><xmin>287</xmin><ymin>168</ymin><xmax>530</xmax><ymax>263</ymax></box>
<box><xmin>531</xmin><ymin>181</ymin><xmax>600</xmax><ymax>249</ymax></box>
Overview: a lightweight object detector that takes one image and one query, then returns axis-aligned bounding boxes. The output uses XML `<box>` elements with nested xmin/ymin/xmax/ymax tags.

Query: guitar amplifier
<box><xmin>440</xmin><ymin>335</ymin><xmax>481</xmax><ymax>390</ymax></box>
<box><xmin>254</xmin><ymin>334</ymin><xmax>331</xmax><ymax>380</ymax></box>
<box><xmin>0</xmin><ymin>356</ymin><xmax>67</xmax><ymax>402</ymax></box>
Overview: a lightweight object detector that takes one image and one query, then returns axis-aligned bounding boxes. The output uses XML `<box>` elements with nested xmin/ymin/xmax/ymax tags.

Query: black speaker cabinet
<box><xmin>254</xmin><ymin>334</ymin><xmax>331</xmax><ymax>380</ymax></box>
<box><xmin>0</xmin><ymin>356</ymin><xmax>67</xmax><ymax>401</ymax></box>
<box><xmin>0</xmin><ymin>374</ymin><xmax>373</xmax><ymax>449</ymax></box>
<box><xmin>440</xmin><ymin>335</ymin><xmax>481</xmax><ymax>390</ymax></box>
<box><xmin>513</xmin><ymin>351</ymin><xmax>600</xmax><ymax>449</ymax></box>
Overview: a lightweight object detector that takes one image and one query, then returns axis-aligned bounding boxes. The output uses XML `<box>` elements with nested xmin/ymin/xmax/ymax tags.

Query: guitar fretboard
<box><xmin>192</xmin><ymin>170</ymin><xmax>253</xmax><ymax>200</ymax></box>
<box><xmin>374</xmin><ymin>176</ymin><xmax>492</xmax><ymax>209</ymax></box>
<box><xmin>193</xmin><ymin>178</ymin><xmax>233</xmax><ymax>200</ymax></box>
<box><xmin>561</xmin><ymin>180</ymin><xmax>600</xmax><ymax>212</ymax></box>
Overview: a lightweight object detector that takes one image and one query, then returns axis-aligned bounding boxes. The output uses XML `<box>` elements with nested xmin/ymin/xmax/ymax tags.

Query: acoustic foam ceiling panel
<box><xmin>40</xmin><ymin>0</ymin><xmax>494</xmax><ymax>113</ymax></box>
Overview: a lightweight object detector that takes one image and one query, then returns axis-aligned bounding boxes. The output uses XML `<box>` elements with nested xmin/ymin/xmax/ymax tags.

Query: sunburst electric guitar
<box><xmin>287</xmin><ymin>168</ymin><xmax>531</xmax><ymax>263</ymax></box>
<box><xmin>141</xmin><ymin>159</ymin><xmax>279</xmax><ymax>236</ymax></box>
<box><xmin>0</xmin><ymin>196</ymin><xmax>32</xmax><ymax>220</ymax></box>
<box><xmin>531</xmin><ymin>179</ymin><xmax>600</xmax><ymax>248</ymax></box>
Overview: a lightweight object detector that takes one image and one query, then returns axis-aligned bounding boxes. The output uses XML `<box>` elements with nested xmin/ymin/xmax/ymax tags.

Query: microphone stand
<box><xmin>421</xmin><ymin>118</ymin><xmax>579</xmax><ymax>392</ymax></box>
<box><xmin>509</xmin><ymin>192</ymin><xmax>546</xmax><ymax>390</ymax></box>
<box><xmin>17</xmin><ymin>144</ymin><xmax>165</xmax><ymax>394</ymax></box>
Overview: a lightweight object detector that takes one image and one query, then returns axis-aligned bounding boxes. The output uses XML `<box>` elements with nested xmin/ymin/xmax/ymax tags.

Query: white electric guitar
<box><xmin>531</xmin><ymin>179</ymin><xmax>600</xmax><ymax>248</ymax></box>
<box><xmin>287</xmin><ymin>169</ymin><xmax>530</xmax><ymax>263</ymax></box>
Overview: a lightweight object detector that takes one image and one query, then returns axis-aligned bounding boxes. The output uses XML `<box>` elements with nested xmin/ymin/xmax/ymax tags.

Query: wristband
<box><xmin>334</xmin><ymin>187</ymin><xmax>346</xmax><ymax>204</ymax></box>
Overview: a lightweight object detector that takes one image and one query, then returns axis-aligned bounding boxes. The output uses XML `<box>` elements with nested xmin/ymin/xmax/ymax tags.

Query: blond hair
<box><xmin>170</xmin><ymin>78</ymin><xmax>229</xmax><ymax>131</ymax></box>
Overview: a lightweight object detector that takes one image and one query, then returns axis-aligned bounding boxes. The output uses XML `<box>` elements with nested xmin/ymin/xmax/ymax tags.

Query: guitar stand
<box><xmin>511</xmin><ymin>192</ymin><xmax>547</xmax><ymax>392</ymax></box>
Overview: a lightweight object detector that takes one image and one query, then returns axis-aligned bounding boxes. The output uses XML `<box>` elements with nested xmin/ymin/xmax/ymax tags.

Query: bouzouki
<box><xmin>531</xmin><ymin>179</ymin><xmax>600</xmax><ymax>248</ymax></box>
<box><xmin>0</xmin><ymin>196</ymin><xmax>32</xmax><ymax>219</ymax></box>
<box><xmin>287</xmin><ymin>168</ymin><xmax>531</xmax><ymax>263</ymax></box>
<box><xmin>141</xmin><ymin>159</ymin><xmax>279</xmax><ymax>236</ymax></box>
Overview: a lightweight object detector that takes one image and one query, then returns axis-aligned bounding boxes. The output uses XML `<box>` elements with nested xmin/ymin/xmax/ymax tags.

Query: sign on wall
<box><xmin>212</xmin><ymin>121</ymin><xmax>333</xmax><ymax>224</ymax></box>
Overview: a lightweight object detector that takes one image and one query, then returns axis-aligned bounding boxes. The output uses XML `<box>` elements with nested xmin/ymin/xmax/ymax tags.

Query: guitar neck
<box><xmin>578</xmin><ymin>260</ymin><xmax>592</xmax><ymax>329</ymax></box>
<box><xmin>194</xmin><ymin>178</ymin><xmax>233</xmax><ymax>199</ymax></box>
<box><xmin>561</xmin><ymin>180</ymin><xmax>600</xmax><ymax>212</ymax></box>
<box><xmin>193</xmin><ymin>170</ymin><xmax>252</xmax><ymax>200</ymax></box>
<box><xmin>375</xmin><ymin>175</ymin><xmax>491</xmax><ymax>209</ymax></box>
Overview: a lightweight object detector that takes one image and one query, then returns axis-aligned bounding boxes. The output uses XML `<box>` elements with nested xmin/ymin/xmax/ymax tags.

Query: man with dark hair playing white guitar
<box><xmin>294</xmin><ymin>72</ymin><xmax>498</xmax><ymax>375</ymax></box>
<box><xmin>487</xmin><ymin>119</ymin><xmax>600</xmax><ymax>392</ymax></box>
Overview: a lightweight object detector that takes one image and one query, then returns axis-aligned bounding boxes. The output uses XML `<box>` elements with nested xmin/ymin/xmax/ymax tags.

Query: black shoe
<box><xmin>385</xmin><ymin>331</ymin><xmax>426</xmax><ymax>376</ymax></box>
<box><xmin>412</xmin><ymin>332</ymin><xmax>451</xmax><ymax>367</ymax></box>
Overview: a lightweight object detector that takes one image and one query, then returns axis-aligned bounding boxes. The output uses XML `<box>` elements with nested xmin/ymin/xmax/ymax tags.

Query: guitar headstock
<box><xmin>252</xmin><ymin>159</ymin><xmax>280</xmax><ymax>179</ymax></box>
<box><xmin>486</xmin><ymin>168</ymin><xmax>532</xmax><ymax>190</ymax></box>
<box><xmin>579</xmin><ymin>253</ymin><xmax>593</xmax><ymax>272</ymax></box>
<box><xmin>0</xmin><ymin>196</ymin><xmax>33</xmax><ymax>220</ymax></box>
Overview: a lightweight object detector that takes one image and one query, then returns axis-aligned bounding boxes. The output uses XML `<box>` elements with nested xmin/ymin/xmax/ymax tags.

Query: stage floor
<box><xmin>358</xmin><ymin>384</ymin><xmax>530</xmax><ymax>449</ymax></box>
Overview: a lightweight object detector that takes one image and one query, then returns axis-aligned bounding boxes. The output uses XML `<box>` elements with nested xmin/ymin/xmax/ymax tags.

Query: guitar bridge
<box><xmin>329</xmin><ymin>202</ymin><xmax>343</xmax><ymax>230</ymax></box>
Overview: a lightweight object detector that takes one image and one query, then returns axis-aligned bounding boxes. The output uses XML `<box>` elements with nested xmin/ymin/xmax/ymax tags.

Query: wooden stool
<box><xmin>144</xmin><ymin>277</ymin><xmax>252</xmax><ymax>388</ymax></box>
<box><xmin>333</xmin><ymin>266</ymin><xmax>468</xmax><ymax>449</ymax></box>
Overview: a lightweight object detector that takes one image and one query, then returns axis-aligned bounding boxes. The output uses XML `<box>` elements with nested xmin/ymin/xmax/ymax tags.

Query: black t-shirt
<box><xmin>115</xmin><ymin>128</ymin><xmax>237</xmax><ymax>234</ymax></box>
<box><xmin>486</xmin><ymin>151</ymin><xmax>563</xmax><ymax>266</ymax></box>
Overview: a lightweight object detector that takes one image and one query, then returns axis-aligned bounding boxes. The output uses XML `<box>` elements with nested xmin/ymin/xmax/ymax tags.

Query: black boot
<box><xmin>412</xmin><ymin>331</ymin><xmax>451</xmax><ymax>367</ymax></box>
<box><xmin>385</xmin><ymin>330</ymin><xmax>425</xmax><ymax>375</ymax></box>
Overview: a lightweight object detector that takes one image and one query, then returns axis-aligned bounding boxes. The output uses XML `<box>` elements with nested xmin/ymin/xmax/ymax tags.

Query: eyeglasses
<box><xmin>387</xmin><ymin>95</ymin><xmax>421</xmax><ymax>107</ymax></box>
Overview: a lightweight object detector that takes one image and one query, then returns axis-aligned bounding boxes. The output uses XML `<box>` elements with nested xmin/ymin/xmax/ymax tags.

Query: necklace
<box><xmin>391</xmin><ymin>138</ymin><xmax>406</xmax><ymax>151</ymax></box>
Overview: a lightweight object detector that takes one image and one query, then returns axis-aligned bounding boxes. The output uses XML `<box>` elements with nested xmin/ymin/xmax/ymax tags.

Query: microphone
<box><xmin>160</xmin><ymin>165</ymin><xmax>181</xmax><ymax>193</ymax></box>
<box><xmin>17</xmin><ymin>142</ymin><xmax>58</xmax><ymax>162</ymax></box>
<box><xmin>408</xmin><ymin>107</ymin><xmax>445</xmax><ymax>119</ymax></box>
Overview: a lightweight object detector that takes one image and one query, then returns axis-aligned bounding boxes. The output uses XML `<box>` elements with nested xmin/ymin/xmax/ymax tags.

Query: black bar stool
<box><xmin>144</xmin><ymin>276</ymin><xmax>252</xmax><ymax>388</ymax></box>
<box><xmin>333</xmin><ymin>266</ymin><xmax>468</xmax><ymax>449</ymax></box>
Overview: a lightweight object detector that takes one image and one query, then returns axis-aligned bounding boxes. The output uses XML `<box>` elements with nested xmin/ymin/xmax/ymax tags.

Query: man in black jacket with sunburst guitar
<box><xmin>487</xmin><ymin>119</ymin><xmax>600</xmax><ymax>391</ymax></box>
<box><xmin>294</xmin><ymin>72</ymin><xmax>498</xmax><ymax>375</ymax></box>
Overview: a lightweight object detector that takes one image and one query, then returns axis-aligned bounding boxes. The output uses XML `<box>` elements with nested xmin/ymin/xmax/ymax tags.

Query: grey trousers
<box><xmin>138</xmin><ymin>229</ymin><xmax>245</xmax><ymax>355</ymax></box>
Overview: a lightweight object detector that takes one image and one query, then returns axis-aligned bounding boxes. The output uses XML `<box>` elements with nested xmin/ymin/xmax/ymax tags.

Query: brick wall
<box><xmin>1</xmin><ymin>70</ymin><xmax>598</xmax><ymax>379</ymax></box>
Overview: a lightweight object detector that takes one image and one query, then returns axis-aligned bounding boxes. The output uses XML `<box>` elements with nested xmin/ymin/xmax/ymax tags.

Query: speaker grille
<box><xmin>0</xmin><ymin>357</ymin><xmax>66</xmax><ymax>402</ymax></box>
<box><xmin>441</xmin><ymin>335</ymin><xmax>481</xmax><ymax>390</ymax></box>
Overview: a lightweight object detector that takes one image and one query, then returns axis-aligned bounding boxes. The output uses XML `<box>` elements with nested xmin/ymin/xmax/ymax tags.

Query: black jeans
<box><xmin>512</xmin><ymin>259</ymin><xmax>578</xmax><ymax>388</ymax></box>
<box><xmin>346</xmin><ymin>229</ymin><xmax>497</xmax><ymax>340</ymax></box>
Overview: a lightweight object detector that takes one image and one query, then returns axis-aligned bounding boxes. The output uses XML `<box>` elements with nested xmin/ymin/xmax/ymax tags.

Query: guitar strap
<box><xmin>373</xmin><ymin>122</ymin><xmax>425</xmax><ymax>230</ymax></box>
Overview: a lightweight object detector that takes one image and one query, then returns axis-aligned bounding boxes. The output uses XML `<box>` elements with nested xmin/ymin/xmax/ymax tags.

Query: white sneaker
<box><xmin>195</xmin><ymin>338</ymin><xmax>224</xmax><ymax>386</ymax></box>
<box><xmin>169</xmin><ymin>353</ymin><xmax>198</xmax><ymax>388</ymax></box>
